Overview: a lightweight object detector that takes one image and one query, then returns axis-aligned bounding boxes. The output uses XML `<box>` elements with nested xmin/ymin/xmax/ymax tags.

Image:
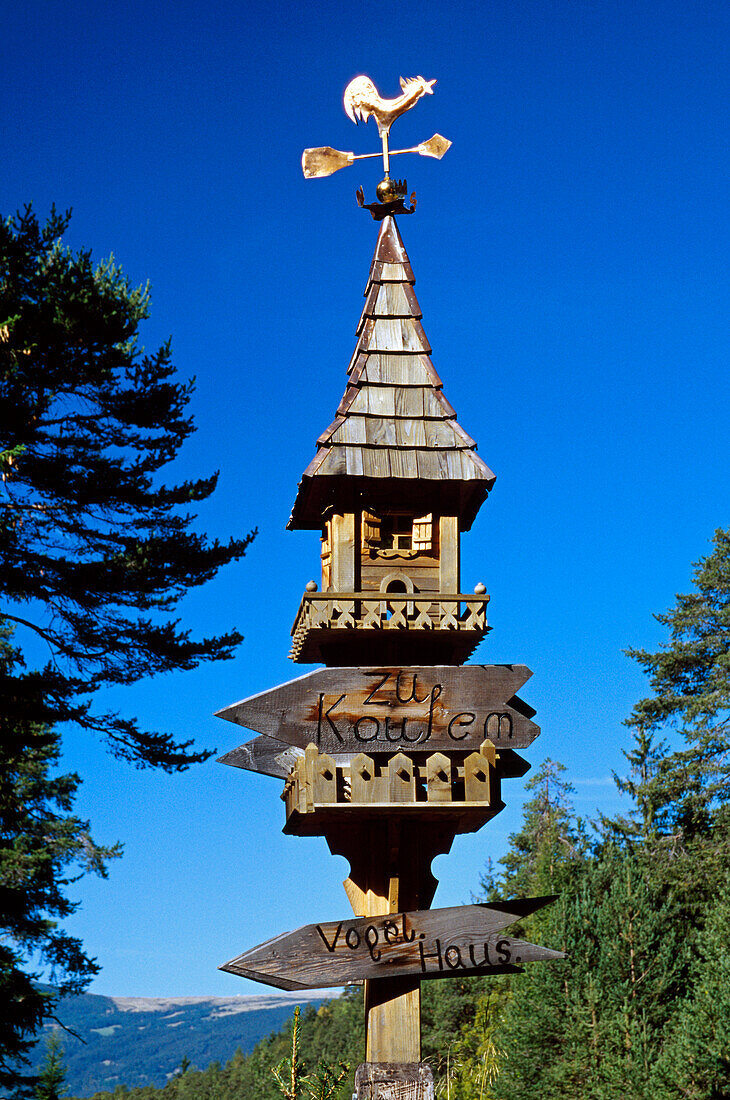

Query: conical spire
<box><xmin>288</xmin><ymin>217</ymin><xmax>495</xmax><ymax>530</ymax></box>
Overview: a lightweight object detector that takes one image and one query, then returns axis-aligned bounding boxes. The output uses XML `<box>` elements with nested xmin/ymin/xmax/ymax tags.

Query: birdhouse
<box><xmin>289</xmin><ymin>216</ymin><xmax>495</xmax><ymax>667</ymax></box>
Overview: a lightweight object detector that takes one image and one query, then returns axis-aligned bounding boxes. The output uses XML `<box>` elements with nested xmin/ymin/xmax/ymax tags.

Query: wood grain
<box><xmin>217</xmin><ymin>665</ymin><xmax>538</xmax><ymax>756</ymax></box>
<box><xmin>220</xmin><ymin>898</ymin><xmax>564</xmax><ymax>991</ymax></box>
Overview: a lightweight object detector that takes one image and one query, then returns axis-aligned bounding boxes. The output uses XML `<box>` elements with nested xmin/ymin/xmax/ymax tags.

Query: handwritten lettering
<box><xmin>447</xmin><ymin>712</ymin><xmax>475</xmax><ymax>740</ymax></box>
<box><xmin>418</xmin><ymin>937</ymin><xmax>514</xmax><ymax>974</ymax></box>
<box><xmin>364</xmin><ymin>925</ymin><xmax>381</xmax><ymax>961</ymax></box>
<box><xmin>317</xmin><ymin>693</ymin><xmax>345</xmax><ymax>743</ymax></box>
<box><xmin>315</xmin><ymin>913</ymin><xmax>415</xmax><ymax>962</ymax></box>
<box><xmin>354</xmin><ymin>716</ymin><xmax>380</xmax><ymax>742</ymax></box>
<box><xmin>315</xmin><ymin>922</ymin><xmax>343</xmax><ymax>953</ymax></box>
<box><xmin>313</xmin><ymin>920</ymin><xmax>517</xmax><ymax>977</ymax></box>
<box><xmin>485</xmin><ymin>712</ymin><xmax>513</xmax><ymax>740</ymax></box>
<box><xmin>362</xmin><ymin>671</ymin><xmax>391</xmax><ymax>707</ymax></box>
<box><xmin>345</xmin><ymin>927</ymin><xmax>361</xmax><ymax>949</ymax></box>
<box><xmin>383</xmin><ymin>920</ymin><xmax>399</xmax><ymax>944</ymax></box>
<box><xmin>394</xmin><ymin>671</ymin><xmax>431</xmax><ymax>705</ymax></box>
<box><xmin>444</xmin><ymin>945</ymin><xmax>466</xmax><ymax>970</ymax></box>
<box><xmin>313</xmin><ymin>672</ymin><xmax>515</xmax><ymax>748</ymax></box>
<box><xmin>496</xmin><ymin>938</ymin><xmax>512</xmax><ymax>964</ymax></box>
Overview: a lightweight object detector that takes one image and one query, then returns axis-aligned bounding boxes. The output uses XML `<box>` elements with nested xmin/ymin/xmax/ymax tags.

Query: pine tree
<box><xmin>654</xmin><ymin>883</ymin><xmax>730</xmax><ymax>1098</ymax></box>
<box><xmin>0</xmin><ymin>630</ymin><xmax>120</xmax><ymax>1095</ymax></box>
<box><xmin>35</xmin><ymin>1033</ymin><xmax>67</xmax><ymax>1100</ymax></box>
<box><xmin>0</xmin><ymin>205</ymin><xmax>253</xmax><ymax>1091</ymax></box>
<box><xmin>624</xmin><ymin>527</ymin><xmax>730</xmax><ymax>836</ymax></box>
<box><xmin>606</xmin><ymin>722</ymin><xmax>670</xmax><ymax>843</ymax></box>
<box><xmin>0</xmin><ymin>205</ymin><xmax>255</xmax><ymax>770</ymax></box>
<box><xmin>485</xmin><ymin>759</ymin><xmax>586</xmax><ymax>900</ymax></box>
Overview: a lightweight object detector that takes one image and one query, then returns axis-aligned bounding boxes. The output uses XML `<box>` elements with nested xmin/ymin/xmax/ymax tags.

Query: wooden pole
<box><xmin>328</xmin><ymin>817</ymin><xmax>458</xmax><ymax>1063</ymax></box>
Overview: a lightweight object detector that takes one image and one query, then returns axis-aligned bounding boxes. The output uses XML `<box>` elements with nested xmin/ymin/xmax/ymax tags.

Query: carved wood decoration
<box><xmin>279</xmin><ymin>741</ymin><xmax>502</xmax><ymax>835</ymax></box>
<box><xmin>287</xmin><ymin>217</ymin><xmax>495</xmax><ymax>535</ymax></box>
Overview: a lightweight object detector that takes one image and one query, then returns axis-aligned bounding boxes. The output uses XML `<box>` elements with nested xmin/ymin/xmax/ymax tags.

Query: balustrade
<box><xmin>290</xmin><ymin>590</ymin><xmax>489</xmax><ymax>661</ymax></box>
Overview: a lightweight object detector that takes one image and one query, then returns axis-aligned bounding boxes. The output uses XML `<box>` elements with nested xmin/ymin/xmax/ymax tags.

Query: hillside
<box><xmin>29</xmin><ymin>989</ymin><xmax>324</xmax><ymax>1097</ymax></box>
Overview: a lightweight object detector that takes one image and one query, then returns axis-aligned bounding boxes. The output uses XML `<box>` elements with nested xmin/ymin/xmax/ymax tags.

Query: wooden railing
<box><xmin>282</xmin><ymin>742</ymin><xmax>501</xmax><ymax>820</ymax></box>
<box><xmin>290</xmin><ymin>590</ymin><xmax>489</xmax><ymax>660</ymax></box>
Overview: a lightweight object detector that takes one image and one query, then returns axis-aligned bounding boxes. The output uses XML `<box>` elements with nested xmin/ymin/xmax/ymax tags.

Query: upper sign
<box><xmin>221</xmin><ymin>897</ymin><xmax>563</xmax><ymax>991</ymax></box>
<box><xmin>216</xmin><ymin>665</ymin><xmax>539</xmax><ymax>756</ymax></box>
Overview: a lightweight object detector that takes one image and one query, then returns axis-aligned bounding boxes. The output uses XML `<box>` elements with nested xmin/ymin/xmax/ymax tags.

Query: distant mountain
<box><xmin>28</xmin><ymin>988</ymin><xmax>325</xmax><ymax>1097</ymax></box>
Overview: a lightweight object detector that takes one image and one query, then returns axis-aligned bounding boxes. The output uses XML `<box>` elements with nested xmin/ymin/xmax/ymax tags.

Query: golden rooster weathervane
<box><xmin>301</xmin><ymin>75</ymin><xmax>451</xmax><ymax>219</ymax></box>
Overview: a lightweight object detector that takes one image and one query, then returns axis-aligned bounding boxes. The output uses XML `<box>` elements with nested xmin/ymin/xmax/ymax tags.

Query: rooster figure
<box><xmin>344</xmin><ymin>75</ymin><xmax>436</xmax><ymax>136</ymax></box>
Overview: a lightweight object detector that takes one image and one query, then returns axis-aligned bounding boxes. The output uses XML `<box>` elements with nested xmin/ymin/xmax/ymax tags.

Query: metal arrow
<box><xmin>302</xmin><ymin>134</ymin><xmax>452</xmax><ymax>179</ymax></box>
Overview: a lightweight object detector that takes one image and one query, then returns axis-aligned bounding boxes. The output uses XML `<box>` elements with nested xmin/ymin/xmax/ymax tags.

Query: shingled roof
<box><xmin>288</xmin><ymin>216</ymin><xmax>495</xmax><ymax>531</ymax></box>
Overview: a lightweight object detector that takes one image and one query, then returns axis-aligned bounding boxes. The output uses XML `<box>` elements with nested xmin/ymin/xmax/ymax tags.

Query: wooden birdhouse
<box><xmin>289</xmin><ymin>216</ymin><xmax>496</xmax><ymax>667</ymax></box>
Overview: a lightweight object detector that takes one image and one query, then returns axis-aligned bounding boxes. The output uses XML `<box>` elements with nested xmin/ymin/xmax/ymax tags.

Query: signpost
<box><xmin>217</xmin><ymin>665</ymin><xmax>539</xmax><ymax>756</ymax></box>
<box><xmin>216</xmin><ymin>74</ymin><xmax>566</xmax><ymax>1099</ymax></box>
<box><xmin>221</xmin><ymin>899</ymin><xmax>563</xmax><ymax>991</ymax></box>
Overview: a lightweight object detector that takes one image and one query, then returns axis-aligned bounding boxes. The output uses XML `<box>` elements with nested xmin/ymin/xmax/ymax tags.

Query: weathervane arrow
<box><xmin>302</xmin><ymin>133</ymin><xmax>452</xmax><ymax>180</ymax></box>
<box><xmin>301</xmin><ymin>75</ymin><xmax>452</xmax><ymax>215</ymax></box>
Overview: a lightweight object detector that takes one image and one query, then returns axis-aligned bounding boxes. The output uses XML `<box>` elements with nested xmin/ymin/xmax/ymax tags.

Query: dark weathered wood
<box><xmin>217</xmin><ymin>735</ymin><xmax>301</xmax><ymax>779</ymax></box>
<box><xmin>288</xmin><ymin>216</ymin><xmax>495</xmax><ymax>534</ymax></box>
<box><xmin>217</xmin><ymin>665</ymin><xmax>538</xmax><ymax>756</ymax></box>
<box><xmin>218</xmin><ymin>735</ymin><xmax>353</xmax><ymax>780</ymax></box>
<box><xmin>220</xmin><ymin>898</ymin><xmax>563</xmax><ymax>991</ymax></box>
<box><xmin>355</xmin><ymin>1062</ymin><xmax>434</xmax><ymax>1100</ymax></box>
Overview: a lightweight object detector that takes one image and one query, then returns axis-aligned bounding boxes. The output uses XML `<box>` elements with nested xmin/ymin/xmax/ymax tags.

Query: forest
<box><xmin>65</xmin><ymin>530</ymin><xmax>730</xmax><ymax>1100</ymax></box>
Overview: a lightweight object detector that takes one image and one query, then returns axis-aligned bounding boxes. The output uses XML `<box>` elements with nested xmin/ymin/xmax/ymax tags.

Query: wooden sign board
<box><xmin>220</xmin><ymin>897</ymin><xmax>563</xmax><ymax>991</ymax></box>
<box><xmin>217</xmin><ymin>665</ymin><xmax>539</xmax><ymax>757</ymax></box>
<box><xmin>218</xmin><ymin>732</ymin><xmax>531</xmax><ymax>781</ymax></box>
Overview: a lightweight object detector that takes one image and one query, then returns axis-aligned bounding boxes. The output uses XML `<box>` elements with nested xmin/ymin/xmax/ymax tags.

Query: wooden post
<box><xmin>438</xmin><ymin>515</ymin><xmax>460</xmax><ymax>592</ymax></box>
<box><xmin>331</xmin><ymin>512</ymin><xmax>358</xmax><ymax>591</ymax></box>
<box><xmin>328</xmin><ymin>817</ymin><xmax>458</xmax><ymax>1064</ymax></box>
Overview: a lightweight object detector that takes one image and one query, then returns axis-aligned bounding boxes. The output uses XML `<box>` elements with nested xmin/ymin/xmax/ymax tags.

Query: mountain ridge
<box><xmin>30</xmin><ymin>987</ymin><xmax>326</xmax><ymax>1096</ymax></box>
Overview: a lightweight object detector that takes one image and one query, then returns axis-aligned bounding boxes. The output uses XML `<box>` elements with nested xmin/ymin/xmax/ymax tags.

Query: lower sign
<box><xmin>220</xmin><ymin>897</ymin><xmax>564</xmax><ymax>991</ymax></box>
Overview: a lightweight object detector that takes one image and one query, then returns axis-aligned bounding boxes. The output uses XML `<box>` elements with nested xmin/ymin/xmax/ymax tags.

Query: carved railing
<box><xmin>290</xmin><ymin>591</ymin><xmax>489</xmax><ymax>660</ymax></box>
<box><xmin>282</xmin><ymin>742</ymin><xmax>501</xmax><ymax>822</ymax></box>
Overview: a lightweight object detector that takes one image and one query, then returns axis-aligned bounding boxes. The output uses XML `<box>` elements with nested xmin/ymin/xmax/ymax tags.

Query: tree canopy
<box><xmin>0</xmin><ymin>205</ymin><xmax>254</xmax><ymax>1093</ymax></box>
<box><xmin>623</xmin><ymin>526</ymin><xmax>730</xmax><ymax>835</ymax></box>
<box><xmin>0</xmin><ymin>629</ymin><xmax>120</xmax><ymax>1094</ymax></box>
<box><xmin>0</xmin><ymin>205</ymin><xmax>255</xmax><ymax>769</ymax></box>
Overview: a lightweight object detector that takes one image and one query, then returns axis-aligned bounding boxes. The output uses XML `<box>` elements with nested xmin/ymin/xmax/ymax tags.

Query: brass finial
<box><xmin>301</xmin><ymin>75</ymin><xmax>452</xmax><ymax>218</ymax></box>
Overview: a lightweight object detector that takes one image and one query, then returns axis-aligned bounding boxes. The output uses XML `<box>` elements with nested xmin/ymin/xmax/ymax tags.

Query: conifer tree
<box><xmin>485</xmin><ymin>759</ymin><xmax>586</xmax><ymax>900</ymax></box>
<box><xmin>0</xmin><ymin>630</ymin><xmax>120</xmax><ymax>1095</ymax></box>
<box><xmin>35</xmin><ymin>1034</ymin><xmax>67</xmax><ymax>1100</ymax></box>
<box><xmin>0</xmin><ymin>206</ymin><xmax>255</xmax><ymax>770</ymax></box>
<box><xmin>654</xmin><ymin>884</ymin><xmax>730</xmax><ymax>1097</ymax></box>
<box><xmin>0</xmin><ymin>205</ymin><xmax>253</xmax><ymax>1091</ymax></box>
<box><xmin>624</xmin><ymin>527</ymin><xmax>730</xmax><ymax>835</ymax></box>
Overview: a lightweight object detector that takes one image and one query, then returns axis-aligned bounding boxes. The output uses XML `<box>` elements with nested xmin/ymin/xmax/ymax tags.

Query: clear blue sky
<box><xmin>2</xmin><ymin>0</ymin><xmax>729</xmax><ymax>997</ymax></box>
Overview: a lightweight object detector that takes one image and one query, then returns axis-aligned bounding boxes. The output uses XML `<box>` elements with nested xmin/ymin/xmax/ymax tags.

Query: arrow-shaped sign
<box><xmin>217</xmin><ymin>665</ymin><xmax>539</xmax><ymax>760</ymax></box>
<box><xmin>217</xmin><ymin>733</ymin><xmax>533</xmax><ymax>782</ymax></box>
<box><xmin>302</xmin><ymin>134</ymin><xmax>451</xmax><ymax>179</ymax></box>
<box><xmin>221</xmin><ymin>897</ymin><xmax>563</xmax><ymax>991</ymax></box>
<box><xmin>218</xmin><ymin>734</ymin><xmax>365</xmax><ymax>781</ymax></box>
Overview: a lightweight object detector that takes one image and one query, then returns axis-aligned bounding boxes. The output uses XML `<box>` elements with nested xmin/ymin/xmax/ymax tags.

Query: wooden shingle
<box><xmin>289</xmin><ymin>216</ymin><xmax>495</xmax><ymax>530</ymax></box>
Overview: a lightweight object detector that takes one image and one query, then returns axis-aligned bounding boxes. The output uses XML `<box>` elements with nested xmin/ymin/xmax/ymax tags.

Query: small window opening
<box><xmin>381</xmin><ymin>514</ymin><xmax>413</xmax><ymax>550</ymax></box>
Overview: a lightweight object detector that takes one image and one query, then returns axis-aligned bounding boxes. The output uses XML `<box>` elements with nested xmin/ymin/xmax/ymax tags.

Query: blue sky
<box><xmin>3</xmin><ymin>0</ymin><xmax>729</xmax><ymax>997</ymax></box>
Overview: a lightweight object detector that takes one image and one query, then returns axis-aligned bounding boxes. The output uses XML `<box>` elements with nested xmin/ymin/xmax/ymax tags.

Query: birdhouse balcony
<box><xmin>289</xmin><ymin>587</ymin><xmax>489</xmax><ymax>665</ymax></box>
